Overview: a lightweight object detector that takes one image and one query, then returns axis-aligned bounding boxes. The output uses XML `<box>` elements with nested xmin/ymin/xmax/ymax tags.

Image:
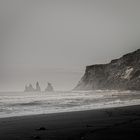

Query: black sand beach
<box><xmin>0</xmin><ymin>105</ymin><xmax>140</xmax><ymax>140</ymax></box>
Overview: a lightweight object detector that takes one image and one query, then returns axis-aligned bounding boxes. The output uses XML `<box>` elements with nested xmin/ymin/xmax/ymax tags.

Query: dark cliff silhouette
<box><xmin>74</xmin><ymin>49</ymin><xmax>140</xmax><ymax>90</ymax></box>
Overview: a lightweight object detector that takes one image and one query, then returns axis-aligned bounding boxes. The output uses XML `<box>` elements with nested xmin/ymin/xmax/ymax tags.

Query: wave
<box><xmin>0</xmin><ymin>90</ymin><xmax>140</xmax><ymax>118</ymax></box>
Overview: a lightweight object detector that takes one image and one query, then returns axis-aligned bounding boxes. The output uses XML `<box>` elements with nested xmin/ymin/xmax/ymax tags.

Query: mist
<box><xmin>1</xmin><ymin>0</ymin><xmax>140</xmax><ymax>91</ymax></box>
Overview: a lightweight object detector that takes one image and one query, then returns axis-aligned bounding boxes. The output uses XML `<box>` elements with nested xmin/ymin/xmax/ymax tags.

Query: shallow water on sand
<box><xmin>0</xmin><ymin>90</ymin><xmax>140</xmax><ymax>118</ymax></box>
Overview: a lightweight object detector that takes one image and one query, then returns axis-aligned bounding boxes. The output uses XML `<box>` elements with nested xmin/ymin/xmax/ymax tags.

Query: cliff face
<box><xmin>75</xmin><ymin>49</ymin><xmax>140</xmax><ymax>90</ymax></box>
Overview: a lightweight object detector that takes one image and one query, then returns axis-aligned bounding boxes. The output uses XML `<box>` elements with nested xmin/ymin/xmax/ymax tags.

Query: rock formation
<box><xmin>35</xmin><ymin>82</ymin><xmax>41</xmax><ymax>92</ymax></box>
<box><xmin>24</xmin><ymin>84</ymin><xmax>35</xmax><ymax>92</ymax></box>
<box><xmin>45</xmin><ymin>83</ymin><xmax>54</xmax><ymax>92</ymax></box>
<box><xmin>24</xmin><ymin>82</ymin><xmax>41</xmax><ymax>92</ymax></box>
<box><xmin>74</xmin><ymin>49</ymin><xmax>140</xmax><ymax>90</ymax></box>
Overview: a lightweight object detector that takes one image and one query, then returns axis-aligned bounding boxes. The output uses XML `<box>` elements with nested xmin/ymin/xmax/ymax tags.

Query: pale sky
<box><xmin>0</xmin><ymin>0</ymin><xmax>140</xmax><ymax>91</ymax></box>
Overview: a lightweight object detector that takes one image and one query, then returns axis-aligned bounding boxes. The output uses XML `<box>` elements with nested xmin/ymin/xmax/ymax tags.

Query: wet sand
<box><xmin>0</xmin><ymin>105</ymin><xmax>140</xmax><ymax>140</ymax></box>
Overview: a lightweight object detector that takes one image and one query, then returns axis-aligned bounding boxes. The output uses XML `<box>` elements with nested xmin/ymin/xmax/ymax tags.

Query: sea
<box><xmin>0</xmin><ymin>90</ymin><xmax>140</xmax><ymax>118</ymax></box>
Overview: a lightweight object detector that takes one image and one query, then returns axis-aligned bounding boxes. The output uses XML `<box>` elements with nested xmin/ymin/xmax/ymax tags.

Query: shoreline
<box><xmin>1</xmin><ymin>100</ymin><xmax>140</xmax><ymax>119</ymax></box>
<box><xmin>1</xmin><ymin>104</ymin><xmax>140</xmax><ymax>139</ymax></box>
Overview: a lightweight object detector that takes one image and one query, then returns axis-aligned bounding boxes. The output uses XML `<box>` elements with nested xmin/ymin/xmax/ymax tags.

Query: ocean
<box><xmin>0</xmin><ymin>90</ymin><xmax>140</xmax><ymax>118</ymax></box>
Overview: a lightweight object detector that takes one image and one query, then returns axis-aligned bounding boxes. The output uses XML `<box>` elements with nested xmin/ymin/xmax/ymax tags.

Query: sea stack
<box><xmin>45</xmin><ymin>83</ymin><xmax>54</xmax><ymax>92</ymax></box>
<box><xmin>35</xmin><ymin>81</ymin><xmax>41</xmax><ymax>92</ymax></box>
<box><xmin>24</xmin><ymin>82</ymin><xmax>41</xmax><ymax>92</ymax></box>
<box><xmin>24</xmin><ymin>84</ymin><xmax>35</xmax><ymax>92</ymax></box>
<box><xmin>74</xmin><ymin>49</ymin><xmax>140</xmax><ymax>90</ymax></box>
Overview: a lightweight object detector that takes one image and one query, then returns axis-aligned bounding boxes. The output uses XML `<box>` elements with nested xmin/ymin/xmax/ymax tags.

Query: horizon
<box><xmin>1</xmin><ymin>0</ymin><xmax>140</xmax><ymax>91</ymax></box>
<box><xmin>0</xmin><ymin>48</ymin><xmax>139</xmax><ymax>92</ymax></box>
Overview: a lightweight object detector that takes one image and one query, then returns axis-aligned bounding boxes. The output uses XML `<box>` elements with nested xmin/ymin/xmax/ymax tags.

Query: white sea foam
<box><xmin>0</xmin><ymin>90</ymin><xmax>140</xmax><ymax>118</ymax></box>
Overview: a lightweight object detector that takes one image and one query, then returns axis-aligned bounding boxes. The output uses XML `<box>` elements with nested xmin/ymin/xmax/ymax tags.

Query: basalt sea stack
<box><xmin>74</xmin><ymin>49</ymin><xmax>140</xmax><ymax>90</ymax></box>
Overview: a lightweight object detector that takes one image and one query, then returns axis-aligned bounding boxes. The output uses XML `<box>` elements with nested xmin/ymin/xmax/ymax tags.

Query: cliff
<box><xmin>74</xmin><ymin>49</ymin><xmax>140</xmax><ymax>90</ymax></box>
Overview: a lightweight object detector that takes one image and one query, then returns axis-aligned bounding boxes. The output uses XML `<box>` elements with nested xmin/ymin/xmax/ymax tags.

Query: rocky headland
<box><xmin>75</xmin><ymin>49</ymin><xmax>140</xmax><ymax>90</ymax></box>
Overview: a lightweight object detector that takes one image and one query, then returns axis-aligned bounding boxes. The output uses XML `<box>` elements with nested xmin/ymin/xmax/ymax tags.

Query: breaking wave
<box><xmin>0</xmin><ymin>90</ymin><xmax>140</xmax><ymax>118</ymax></box>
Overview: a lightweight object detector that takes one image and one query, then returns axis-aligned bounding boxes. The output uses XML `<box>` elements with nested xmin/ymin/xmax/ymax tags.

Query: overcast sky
<box><xmin>0</xmin><ymin>0</ymin><xmax>140</xmax><ymax>91</ymax></box>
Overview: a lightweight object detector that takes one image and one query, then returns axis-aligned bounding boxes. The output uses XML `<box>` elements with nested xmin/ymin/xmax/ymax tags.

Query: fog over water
<box><xmin>0</xmin><ymin>0</ymin><xmax>140</xmax><ymax>91</ymax></box>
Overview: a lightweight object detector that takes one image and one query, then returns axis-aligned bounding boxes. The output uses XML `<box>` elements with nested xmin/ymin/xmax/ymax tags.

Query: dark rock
<box><xmin>36</xmin><ymin>127</ymin><xmax>46</xmax><ymax>131</ymax></box>
<box><xmin>74</xmin><ymin>49</ymin><xmax>140</xmax><ymax>90</ymax></box>
<box><xmin>33</xmin><ymin>136</ymin><xmax>40</xmax><ymax>139</ymax></box>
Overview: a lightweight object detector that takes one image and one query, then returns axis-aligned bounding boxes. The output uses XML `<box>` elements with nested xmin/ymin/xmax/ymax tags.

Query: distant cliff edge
<box><xmin>74</xmin><ymin>49</ymin><xmax>140</xmax><ymax>90</ymax></box>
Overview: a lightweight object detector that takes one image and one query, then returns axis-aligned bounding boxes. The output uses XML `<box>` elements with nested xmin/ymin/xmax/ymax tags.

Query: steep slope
<box><xmin>74</xmin><ymin>49</ymin><xmax>140</xmax><ymax>90</ymax></box>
